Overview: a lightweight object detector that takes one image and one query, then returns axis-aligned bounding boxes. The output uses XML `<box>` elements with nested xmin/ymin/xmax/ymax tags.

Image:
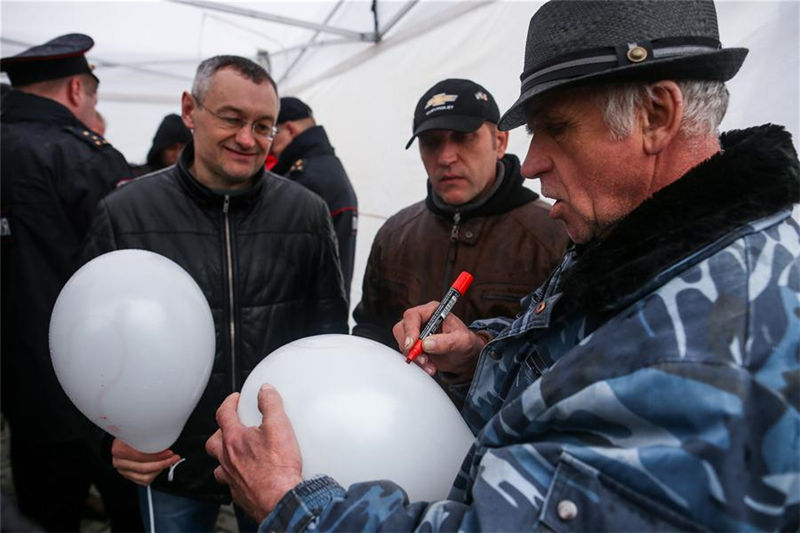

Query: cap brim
<box><xmin>404</xmin><ymin>114</ymin><xmax>485</xmax><ymax>149</ymax></box>
<box><xmin>499</xmin><ymin>47</ymin><xmax>748</xmax><ymax>131</ymax></box>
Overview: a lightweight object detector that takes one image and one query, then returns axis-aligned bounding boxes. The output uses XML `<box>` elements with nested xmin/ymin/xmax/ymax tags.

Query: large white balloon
<box><xmin>238</xmin><ymin>334</ymin><xmax>475</xmax><ymax>501</ymax></box>
<box><xmin>49</xmin><ymin>249</ymin><xmax>215</xmax><ymax>453</ymax></box>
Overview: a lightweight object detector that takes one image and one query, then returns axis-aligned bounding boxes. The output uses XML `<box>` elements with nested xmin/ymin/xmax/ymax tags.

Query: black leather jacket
<box><xmin>82</xmin><ymin>143</ymin><xmax>349</xmax><ymax>501</ymax></box>
<box><xmin>273</xmin><ymin>126</ymin><xmax>358</xmax><ymax>298</ymax></box>
<box><xmin>1</xmin><ymin>90</ymin><xmax>131</xmax><ymax>443</ymax></box>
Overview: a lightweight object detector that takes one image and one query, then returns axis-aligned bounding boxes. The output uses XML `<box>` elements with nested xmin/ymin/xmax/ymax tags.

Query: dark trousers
<box><xmin>10</xmin><ymin>433</ymin><xmax>143</xmax><ymax>532</ymax></box>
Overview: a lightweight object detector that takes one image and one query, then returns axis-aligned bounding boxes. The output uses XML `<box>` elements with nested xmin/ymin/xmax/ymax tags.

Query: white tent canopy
<box><xmin>3</xmin><ymin>0</ymin><xmax>798</xmax><ymax>313</ymax></box>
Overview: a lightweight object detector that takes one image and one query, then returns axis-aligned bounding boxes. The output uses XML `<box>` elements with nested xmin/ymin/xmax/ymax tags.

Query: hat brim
<box><xmin>404</xmin><ymin>114</ymin><xmax>486</xmax><ymax>149</ymax></box>
<box><xmin>499</xmin><ymin>47</ymin><xmax>748</xmax><ymax>131</ymax></box>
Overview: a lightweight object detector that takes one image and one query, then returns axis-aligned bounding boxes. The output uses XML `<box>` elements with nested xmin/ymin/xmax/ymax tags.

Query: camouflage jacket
<box><xmin>261</xmin><ymin>125</ymin><xmax>799</xmax><ymax>532</ymax></box>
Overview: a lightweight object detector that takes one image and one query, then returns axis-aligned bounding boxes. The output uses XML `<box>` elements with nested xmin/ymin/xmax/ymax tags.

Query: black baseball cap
<box><xmin>1</xmin><ymin>33</ymin><xmax>98</xmax><ymax>86</ymax></box>
<box><xmin>277</xmin><ymin>96</ymin><xmax>313</xmax><ymax>124</ymax></box>
<box><xmin>405</xmin><ymin>78</ymin><xmax>500</xmax><ymax>149</ymax></box>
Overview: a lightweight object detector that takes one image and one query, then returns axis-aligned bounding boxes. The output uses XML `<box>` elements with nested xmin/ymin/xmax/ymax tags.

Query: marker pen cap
<box><xmin>452</xmin><ymin>271</ymin><xmax>474</xmax><ymax>295</ymax></box>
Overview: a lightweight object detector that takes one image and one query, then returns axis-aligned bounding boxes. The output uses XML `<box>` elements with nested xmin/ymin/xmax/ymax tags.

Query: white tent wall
<box><xmin>2</xmin><ymin>0</ymin><xmax>798</xmax><ymax>320</ymax></box>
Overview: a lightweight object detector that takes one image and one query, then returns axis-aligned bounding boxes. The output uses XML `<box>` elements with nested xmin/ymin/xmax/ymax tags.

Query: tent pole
<box><xmin>169</xmin><ymin>0</ymin><xmax>376</xmax><ymax>42</ymax></box>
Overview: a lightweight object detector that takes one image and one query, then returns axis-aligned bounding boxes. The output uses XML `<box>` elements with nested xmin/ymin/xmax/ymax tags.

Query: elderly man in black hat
<box><xmin>1</xmin><ymin>34</ymin><xmax>140</xmax><ymax>531</ymax></box>
<box><xmin>205</xmin><ymin>1</ymin><xmax>799</xmax><ymax>531</ymax></box>
<box><xmin>269</xmin><ymin>96</ymin><xmax>359</xmax><ymax>299</ymax></box>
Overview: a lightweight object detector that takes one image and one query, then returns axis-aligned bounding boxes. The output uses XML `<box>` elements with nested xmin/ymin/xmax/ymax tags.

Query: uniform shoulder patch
<box><xmin>289</xmin><ymin>158</ymin><xmax>304</xmax><ymax>173</ymax></box>
<box><xmin>64</xmin><ymin>125</ymin><xmax>112</xmax><ymax>149</ymax></box>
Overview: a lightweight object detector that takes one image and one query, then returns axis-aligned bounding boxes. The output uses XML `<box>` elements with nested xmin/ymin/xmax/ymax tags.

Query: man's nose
<box><xmin>436</xmin><ymin>140</ymin><xmax>458</xmax><ymax>166</ymax></box>
<box><xmin>235</xmin><ymin>125</ymin><xmax>257</xmax><ymax>149</ymax></box>
<box><xmin>521</xmin><ymin>136</ymin><xmax>551</xmax><ymax>179</ymax></box>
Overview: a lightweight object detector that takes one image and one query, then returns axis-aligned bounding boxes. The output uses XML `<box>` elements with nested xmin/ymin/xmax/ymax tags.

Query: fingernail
<box><xmin>404</xmin><ymin>337</ymin><xmax>413</xmax><ymax>349</ymax></box>
<box><xmin>417</xmin><ymin>355</ymin><xmax>427</xmax><ymax>365</ymax></box>
<box><xmin>260</xmin><ymin>384</ymin><xmax>274</xmax><ymax>392</ymax></box>
<box><xmin>422</xmin><ymin>338</ymin><xmax>436</xmax><ymax>351</ymax></box>
<box><xmin>426</xmin><ymin>367</ymin><xmax>436</xmax><ymax>376</ymax></box>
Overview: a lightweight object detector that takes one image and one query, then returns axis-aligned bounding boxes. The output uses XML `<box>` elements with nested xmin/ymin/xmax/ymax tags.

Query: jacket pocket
<box><xmin>539</xmin><ymin>453</ymin><xmax>708</xmax><ymax>532</ymax></box>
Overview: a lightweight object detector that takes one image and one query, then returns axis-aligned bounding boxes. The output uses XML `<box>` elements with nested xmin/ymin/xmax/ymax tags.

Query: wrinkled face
<box><xmin>183</xmin><ymin>67</ymin><xmax>277</xmax><ymax>190</ymax></box>
<box><xmin>521</xmin><ymin>90</ymin><xmax>650</xmax><ymax>244</ymax></box>
<box><xmin>418</xmin><ymin>123</ymin><xmax>506</xmax><ymax>206</ymax></box>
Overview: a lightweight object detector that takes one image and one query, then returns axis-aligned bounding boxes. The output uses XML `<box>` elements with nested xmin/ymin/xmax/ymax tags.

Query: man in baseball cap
<box><xmin>206</xmin><ymin>2</ymin><xmax>799</xmax><ymax>531</ymax></box>
<box><xmin>1</xmin><ymin>34</ymin><xmax>140</xmax><ymax>531</ymax></box>
<box><xmin>352</xmin><ymin>78</ymin><xmax>567</xmax><ymax>361</ymax></box>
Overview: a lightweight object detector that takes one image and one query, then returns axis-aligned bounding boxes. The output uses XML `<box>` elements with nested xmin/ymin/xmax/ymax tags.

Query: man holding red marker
<box><xmin>352</xmin><ymin>78</ymin><xmax>567</xmax><ymax>388</ymax></box>
<box><xmin>206</xmin><ymin>1</ymin><xmax>799</xmax><ymax>531</ymax></box>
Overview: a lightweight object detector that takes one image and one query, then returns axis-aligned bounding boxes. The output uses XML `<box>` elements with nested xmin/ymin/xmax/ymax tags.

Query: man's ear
<box><xmin>495</xmin><ymin>128</ymin><xmax>509</xmax><ymax>159</ymax></box>
<box><xmin>181</xmin><ymin>91</ymin><xmax>196</xmax><ymax>130</ymax></box>
<box><xmin>640</xmin><ymin>81</ymin><xmax>683</xmax><ymax>155</ymax></box>
<box><xmin>66</xmin><ymin>76</ymin><xmax>83</xmax><ymax>107</ymax></box>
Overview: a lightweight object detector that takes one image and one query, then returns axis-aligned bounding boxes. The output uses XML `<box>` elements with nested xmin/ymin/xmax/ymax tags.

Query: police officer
<box><xmin>1</xmin><ymin>34</ymin><xmax>141</xmax><ymax>532</ymax></box>
<box><xmin>270</xmin><ymin>97</ymin><xmax>358</xmax><ymax>299</ymax></box>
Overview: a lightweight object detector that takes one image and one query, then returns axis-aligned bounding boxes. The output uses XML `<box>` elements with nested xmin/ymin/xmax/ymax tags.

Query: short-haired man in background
<box><xmin>353</xmin><ymin>78</ymin><xmax>567</xmax><ymax>375</ymax></box>
<box><xmin>207</xmin><ymin>1</ymin><xmax>799</xmax><ymax>531</ymax></box>
<box><xmin>82</xmin><ymin>55</ymin><xmax>348</xmax><ymax>532</ymax></box>
<box><xmin>270</xmin><ymin>96</ymin><xmax>358</xmax><ymax>299</ymax></box>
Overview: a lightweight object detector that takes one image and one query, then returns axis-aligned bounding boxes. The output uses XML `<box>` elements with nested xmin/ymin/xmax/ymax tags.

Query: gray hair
<box><xmin>191</xmin><ymin>55</ymin><xmax>277</xmax><ymax>101</ymax></box>
<box><xmin>597</xmin><ymin>80</ymin><xmax>729</xmax><ymax>140</ymax></box>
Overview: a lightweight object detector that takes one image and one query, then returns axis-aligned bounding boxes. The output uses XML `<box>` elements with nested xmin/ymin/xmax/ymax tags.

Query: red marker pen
<box><xmin>405</xmin><ymin>271</ymin><xmax>474</xmax><ymax>364</ymax></box>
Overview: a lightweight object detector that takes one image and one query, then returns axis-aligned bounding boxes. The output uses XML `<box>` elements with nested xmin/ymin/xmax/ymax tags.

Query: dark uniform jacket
<box><xmin>273</xmin><ymin>125</ymin><xmax>358</xmax><ymax>299</ymax></box>
<box><xmin>1</xmin><ymin>90</ymin><xmax>131</xmax><ymax>443</ymax></box>
<box><xmin>81</xmin><ymin>142</ymin><xmax>349</xmax><ymax>501</ymax></box>
<box><xmin>352</xmin><ymin>154</ymin><xmax>568</xmax><ymax>349</ymax></box>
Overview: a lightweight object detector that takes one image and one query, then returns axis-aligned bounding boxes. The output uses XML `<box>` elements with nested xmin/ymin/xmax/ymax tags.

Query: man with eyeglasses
<box><xmin>80</xmin><ymin>55</ymin><xmax>349</xmax><ymax>532</ymax></box>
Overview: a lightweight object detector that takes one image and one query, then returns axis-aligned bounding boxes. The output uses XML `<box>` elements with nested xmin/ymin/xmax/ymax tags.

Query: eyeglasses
<box><xmin>193</xmin><ymin>95</ymin><xmax>278</xmax><ymax>140</ymax></box>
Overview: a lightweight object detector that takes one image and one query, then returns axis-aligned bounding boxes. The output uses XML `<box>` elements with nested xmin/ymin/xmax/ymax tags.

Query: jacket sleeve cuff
<box><xmin>259</xmin><ymin>475</ymin><xmax>345</xmax><ymax>532</ymax></box>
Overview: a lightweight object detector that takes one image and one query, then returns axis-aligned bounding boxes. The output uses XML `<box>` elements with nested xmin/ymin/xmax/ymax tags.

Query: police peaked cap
<box><xmin>1</xmin><ymin>33</ymin><xmax>98</xmax><ymax>86</ymax></box>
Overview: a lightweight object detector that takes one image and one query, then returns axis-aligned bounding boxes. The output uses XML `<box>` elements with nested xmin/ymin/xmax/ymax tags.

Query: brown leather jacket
<box><xmin>352</xmin><ymin>154</ymin><xmax>568</xmax><ymax>348</ymax></box>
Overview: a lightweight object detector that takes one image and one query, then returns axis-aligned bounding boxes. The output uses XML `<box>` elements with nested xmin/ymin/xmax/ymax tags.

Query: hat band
<box><xmin>520</xmin><ymin>36</ymin><xmax>721</xmax><ymax>93</ymax></box>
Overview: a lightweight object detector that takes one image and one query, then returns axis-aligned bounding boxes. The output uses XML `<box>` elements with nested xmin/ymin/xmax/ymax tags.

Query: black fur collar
<box><xmin>561</xmin><ymin>124</ymin><xmax>799</xmax><ymax>316</ymax></box>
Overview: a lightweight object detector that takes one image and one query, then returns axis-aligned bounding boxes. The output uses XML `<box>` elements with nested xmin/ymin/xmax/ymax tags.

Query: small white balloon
<box><xmin>49</xmin><ymin>249</ymin><xmax>215</xmax><ymax>453</ymax></box>
<box><xmin>238</xmin><ymin>334</ymin><xmax>474</xmax><ymax>501</ymax></box>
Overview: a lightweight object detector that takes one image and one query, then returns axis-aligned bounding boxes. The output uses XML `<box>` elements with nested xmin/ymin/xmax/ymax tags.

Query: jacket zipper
<box><xmin>445</xmin><ymin>211</ymin><xmax>461</xmax><ymax>290</ymax></box>
<box><xmin>223</xmin><ymin>195</ymin><xmax>237</xmax><ymax>392</ymax></box>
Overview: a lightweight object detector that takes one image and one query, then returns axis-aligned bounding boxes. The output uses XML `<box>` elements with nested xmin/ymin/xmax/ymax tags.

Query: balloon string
<box><xmin>167</xmin><ymin>458</ymin><xmax>186</xmax><ymax>481</ymax></box>
<box><xmin>147</xmin><ymin>484</ymin><xmax>155</xmax><ymax>533</ymax></box>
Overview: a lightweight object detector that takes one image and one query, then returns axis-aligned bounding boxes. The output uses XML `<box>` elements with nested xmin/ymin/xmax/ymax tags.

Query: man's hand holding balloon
<box><xmin>206</xmin><ymin>385</ymin><xmax>303</xmax><ymax>522</ymax></box>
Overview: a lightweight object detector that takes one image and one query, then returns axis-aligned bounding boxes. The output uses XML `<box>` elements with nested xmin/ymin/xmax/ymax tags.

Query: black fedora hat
<box><xmin>499</xmin><ymin>0</ymin><xmax>748</xmax><ymax>130</ymax></box>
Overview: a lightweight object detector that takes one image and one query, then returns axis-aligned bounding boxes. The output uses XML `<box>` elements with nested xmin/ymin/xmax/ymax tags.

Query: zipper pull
<box><xmin>223</xmin><ymin>195</ymin><xmax>230</xmax><ymax>214</ymax></box>
<box><xmin>450</xmin><ymin>211</ymin><xmax>461</xmax><ymax>242</ymax></box>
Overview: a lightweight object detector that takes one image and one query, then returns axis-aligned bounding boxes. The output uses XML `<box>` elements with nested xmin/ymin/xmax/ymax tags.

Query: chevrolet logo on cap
<box><xmin>425</xmin><ymin>93</ymin><xmax>458</xmax><ymax>109</ymax></box>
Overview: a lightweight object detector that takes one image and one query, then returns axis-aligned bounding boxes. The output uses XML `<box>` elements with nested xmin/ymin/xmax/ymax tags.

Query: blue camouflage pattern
<box><xmin>260</xmin><ymin>206</ymin><xmax>799</xmax><ymax>532</ymax></box>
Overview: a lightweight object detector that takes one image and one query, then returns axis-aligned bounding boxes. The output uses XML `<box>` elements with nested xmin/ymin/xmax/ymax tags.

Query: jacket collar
<box><xmin>425</xmin><ymin>153</ymin><xmax>539</xmax><ymax>219</ymax></box>
<box><xmin>175</xmin><ymin>140</ymin><xmax>267</xmax><ymax>208</ymax></box>
<box><xmin>1</xmin><ymin>89</ymin><xmax>84</xmax><ymax>128</ymax></box>
<box><xmin>562</xmin><ymin>124</ymin><xmax>800</xmax><ymax>316</ymax></box>
<box><xmin>273</xmin><ymin>125</ymin><xmax>333</xmax><ymax>175</ymax></box>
